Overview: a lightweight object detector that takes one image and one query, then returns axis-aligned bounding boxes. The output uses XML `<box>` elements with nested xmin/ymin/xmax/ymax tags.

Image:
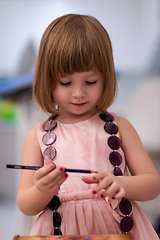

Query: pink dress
<box><xmin>30</xmin><ymin>112</ymin><xmax>159</xmax><ymax>239</ymax></box>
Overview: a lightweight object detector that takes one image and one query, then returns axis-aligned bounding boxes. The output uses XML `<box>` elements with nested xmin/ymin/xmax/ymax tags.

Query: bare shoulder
<box><xmin>117</xmin><ymin>116</ymin><xmax>133</xmax><ymax>129</ymax></box>
<box><xmin>116</xmin><ymin>116</ymin><xmax>144</xmax><ymax>161</ymax></box>
<box><xmin>25</xmin><ymin>126</ymin><xmax>37</xmax><ymax>139</ymax></box>
<box><xmin>116</xmin><ymin>116</ymin><xmax>160</xmax><ymax>177</ymax></box>
<box><xmin>23</xmin><ymin>126</ymin><xmax>43</xmax><ymax>166</ymax></box>
<box><xmin>116</xmin><ymin>116</ymin><xmax>139</xmax><ymax>140</ymax></box>
<box><xmin>23</xmin><ymin>126</ymin><xmax>40</xmax><ymax>151</ymax></box>
<box><xmin>19</xmin><ymin>126</ymin><xmax>43</xmax><ymax>191</ymax></box>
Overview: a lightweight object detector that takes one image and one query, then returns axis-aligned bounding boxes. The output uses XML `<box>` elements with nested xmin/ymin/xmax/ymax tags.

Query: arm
<box><xmin>83</xmin><ymin>117</ymin><xmax>160</xmax><ymax>201</ymax></box>
<box><xmin>17</xmin><ymin>127</ymin><xmax>67</xmax><ymax>216</ymax></box>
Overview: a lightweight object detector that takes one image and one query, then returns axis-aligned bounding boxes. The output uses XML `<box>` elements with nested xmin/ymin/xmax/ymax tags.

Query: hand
<box><xmin>33</xmin><ymin>160</ymin><xmax>68</xmax><ymax>197</ymax></box>
<box><xmin>82</xmin><ymin>172</ymin><xmax>126</xmax><ymax>199</ymax></box>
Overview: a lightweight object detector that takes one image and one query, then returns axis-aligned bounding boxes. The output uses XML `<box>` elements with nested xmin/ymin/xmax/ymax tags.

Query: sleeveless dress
<box><xmin>30</xmin><ymin>112</ymin><xmax>159</xmax><ymax>239</ymax></box>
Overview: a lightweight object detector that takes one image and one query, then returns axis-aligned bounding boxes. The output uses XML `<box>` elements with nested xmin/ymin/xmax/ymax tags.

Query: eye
<box><xmin>59</xmin><ymin>82</ymin><xmax>71</xmax><ymax>86</ymax></box>
<box><xmin>85</xmin><ymin>81</ymin><xmax>97</xmax><ymax>85</ymax></box>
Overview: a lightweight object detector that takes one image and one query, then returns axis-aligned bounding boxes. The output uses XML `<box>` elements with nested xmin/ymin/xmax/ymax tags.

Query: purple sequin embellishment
<box><xmin>43</xmin><ymin>120</ymin><xmax>57</xmax><ymax>132</ymax></box>
<box><xmin>120</xmin><ymin>216</ymin><xmax>133</xmax><ymax>232</ymax></box>
<box><xmin>54</xmin><ymin>229</ymin><xmax>62</xmax><ymax>235</ymax></box>
<box><xmin>53</xmin><ymin>211</ymin><xmax>61</xmax><ymax>227</ymax></box>
<box><xmin>42</xmin><ymin>132</ymin><xmax>56</xmax><ymax>146</ymax></box>
<box><xmin>104</xmin><ymin>122</ymin><xmax>119</xmax><ymax>135</ymax></box>
<box><xmin>43</xmin><ymin>146</ymin><xmax>57</xmax><ymax>160</ymax></box>
<box><xmin>48</xmin><ymin>195</ymin><xmax>61</xmax><ymax>211</ymax></box>
<box><xmin>113</xmin><ymin>166</ymin><xmax>123</xmax><ymax>176</ymax></box>
<box><xmin>100</xmin><ymin>112</ymin><xmax>114</xmax><ymax>122</ymax></box>
<box><xmin>120</xmin><ymin>198</ymin><xmax>132</xmax><ymax>215</ymax></box>
<box><xmin>108</xmin><ymin>136</ymin><xmax>121</xmax><ymax>150</ymax></box>
<box><xmin>109</xmin><ymin>151</ymin><xmax>122</xmax><ymax>166</ymax></box>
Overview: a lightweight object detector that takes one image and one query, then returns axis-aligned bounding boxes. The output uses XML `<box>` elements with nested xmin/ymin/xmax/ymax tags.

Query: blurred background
<box><xmin>0</xmin><ymin>0</ymin><xmax>160</xmax><ymax>239</ymax></box>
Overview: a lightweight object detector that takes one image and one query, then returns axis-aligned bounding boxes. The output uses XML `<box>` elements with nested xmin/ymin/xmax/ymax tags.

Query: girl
<box><xmin>17</xmin><ymin>14</ymin><xmax>160</xmax><ymax>239</ymax></box>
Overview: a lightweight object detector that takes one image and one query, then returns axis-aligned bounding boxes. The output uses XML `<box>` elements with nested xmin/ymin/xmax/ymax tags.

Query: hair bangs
<box><xmin>55</xmin><ymin>39</ymin><xmax>96</xmax><ymax>78</ymax></box>
<box><xmin>50</xmin><ymin>19</ymin><xmax>104</xmax><ymax>79</ymax></box>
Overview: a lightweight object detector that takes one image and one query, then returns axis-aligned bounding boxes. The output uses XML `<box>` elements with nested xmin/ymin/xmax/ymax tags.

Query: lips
<box><xmin>71</xmin><ymin>102</ymin><xmax>87</xmax><ymax>107</ymax></box>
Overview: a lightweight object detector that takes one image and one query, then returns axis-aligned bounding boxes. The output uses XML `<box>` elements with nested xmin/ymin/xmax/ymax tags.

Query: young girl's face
<box><xmin>52</xmin><ymin>70</ymin><xmax>104</xmax><ymax>122</ymax></box>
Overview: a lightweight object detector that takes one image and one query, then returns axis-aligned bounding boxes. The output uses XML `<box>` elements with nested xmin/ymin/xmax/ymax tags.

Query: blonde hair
<box><xmin>33</xmin><ymin>14</ymin><xmax>117</xmax><ymax>114</ymax></box>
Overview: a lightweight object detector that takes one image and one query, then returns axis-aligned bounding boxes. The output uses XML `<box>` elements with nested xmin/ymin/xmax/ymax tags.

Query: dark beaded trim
<box><xmin>42</xmin><ymin>115</ymin><xmax>58</xmax><ymax>161</ymax></box>
<box><xmin>48</xmin><ymin>195</ymin><xmax>60</xmax><ymax>210</ymax></box>
<box><xmin>42</xmin><ymin>116</ymin><xmax>62</xmax><ymax>235</ymax></box>
<box><xmin>48</xmin><ymin>114</ymin><xmax>58</xmax><ymax>121</ymax></box>
<box><xmin>100</xmin><ymin>111</ymin><xmax>133</xmax><ymax>233</ymax></box>
<box><xmin>48</xmin><ymin>195</ymin><xmax>62</xmax><ymax>235</ymax></box>
<box><xmin>41</xmin><ymin>112</ymin><xmax>133</xmax><ymax>234</ymax></box>
<box><xmin>100</xmin><ymin>112</ymin><xmax>114</xmax><ymax>122</ymax></box>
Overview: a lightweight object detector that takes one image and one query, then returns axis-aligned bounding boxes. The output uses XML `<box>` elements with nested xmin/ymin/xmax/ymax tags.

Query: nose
<box><xmin>72</xmin><ymin>86</ymin><xmax>86</xmax><ymax>99</ymax></box>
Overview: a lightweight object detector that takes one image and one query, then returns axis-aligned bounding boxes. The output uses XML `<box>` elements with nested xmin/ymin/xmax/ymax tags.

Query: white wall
<box><xmin>0</xmin><ymin>0</ymin><xmax>159</xmax><ymax>75</ymax></box>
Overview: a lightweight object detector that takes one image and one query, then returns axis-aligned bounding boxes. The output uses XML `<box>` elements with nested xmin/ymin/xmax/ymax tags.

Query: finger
<box><xmin>35</xmin><ymin>167</ymin><xmax>67</xmax><ymax>193</ymax></box>
<box><xmin>113</xmin><ymin>188</ymin><xmax>126</xmax><ymax>199</ymax></box>
<box><xmin>49</xmin><ymin>172</ymin><xmax>68</xmax><ymax>191</ymax></box>
<box><xmin>82</xmin><ymin>171</ymin><xmax>109</xmax><ymax>184</ymax></box>
<box><xmin>41</xmin><ymin>166</ymin><xmax>65</xmax><ymax>185</ymax></box>
<box><xmin>82</xmin><ymin>174</ymin><xmax>99</xmax><ymax>184</ymax></box>
<box><xmin>101</xmin><ymin>182</ymin><xmax>119</xmax><ymax>198</ymax></box>
<box><xmin>91</xmin><ymin>174</ymin><xmax>112</xmax><ymax>194</ymax></box>
<box><xmin>96</xmin><ymin>172</ymin><xmax>109</xmax><ymax>179</ymax></box>
<box><xmin>35</xmin><ymin>163</ymin><xmax>56</xmax><ymax>181</ymax></box>
<box><xmin>45</xmin><ymin>167</ymin><xmax>66</xmax><ymax>186</ymax></box>
<box><xmin>42</xmin><ymin>173</ymin><xmax>67</xmax><ymax>193</ymax></box>
<box><xmin>35</xmin><ymin>172</ymin><xmax>68</xmax><ymax>197</ymax></box>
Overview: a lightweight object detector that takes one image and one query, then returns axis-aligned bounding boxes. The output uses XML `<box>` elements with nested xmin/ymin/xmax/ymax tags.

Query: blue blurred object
<box><xmin>0</xmin><ymin>73</ymin><xmax>34</xmax><ymax>99</ymax></box>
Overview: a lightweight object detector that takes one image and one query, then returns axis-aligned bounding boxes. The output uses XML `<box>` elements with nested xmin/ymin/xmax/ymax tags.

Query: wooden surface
<box><xmin>13</xmin><ymin>233</ymin><xmax>134</xmax><ymax>240</ymax></box>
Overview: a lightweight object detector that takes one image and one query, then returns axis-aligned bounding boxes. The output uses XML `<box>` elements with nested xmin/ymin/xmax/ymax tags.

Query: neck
<box><xmin>56</xmin><ymin>110</ymin><xmax>98</xmax><ymax>124</ymax></box>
